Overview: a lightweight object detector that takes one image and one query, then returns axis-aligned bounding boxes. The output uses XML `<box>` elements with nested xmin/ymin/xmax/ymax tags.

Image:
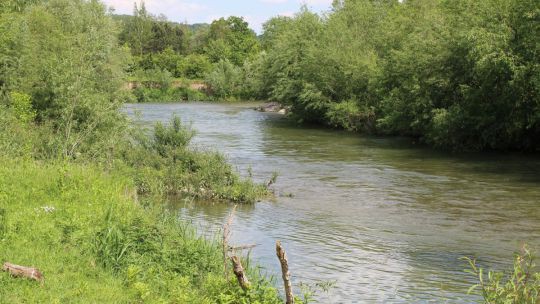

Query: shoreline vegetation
<box><xmin>0</xmin><ymin>1</ymin><xmax>285</xmax><ymax>302</ymax></box>
<box><xmin>118</xmin><ymin>0</ymin><xmax>539</xmax><ymax>152</ymax></box>
<box><xmin>0</xmin><ymin>0</ymin><xmax>538</xmax><ymax>303</ymax></box>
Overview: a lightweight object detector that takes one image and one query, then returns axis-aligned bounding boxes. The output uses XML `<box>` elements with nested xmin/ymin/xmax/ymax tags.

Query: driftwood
<box><xmin>2</xmin><ymin>262</ymin><xmax>44</xmax><ymax>283</ymax></box>
<box><xmin>276</xmin><ymin>241</ymin><xmax>294</xmax><ymax>304</ymax></box>
<box><xmin>230</xmin><ymin>255</ymin><xmax>251</xmax><ymax>290</ymax></box>
<box><xmin>223</xmin><ymin>205</ymin><xmax>237</xmax><ymax>279</ymax></box>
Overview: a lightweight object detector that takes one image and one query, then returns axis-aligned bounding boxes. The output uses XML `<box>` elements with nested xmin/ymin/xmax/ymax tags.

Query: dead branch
<box><xmin>230</xmin><ymin>255</ymin><xmax>251</xmax><ymax>291</ymax></box>
<box><xmin>276</xmin><ymin>241</ymin><xmax>294</xmax><ymax>304</ymax></box>
<box><xmin>223</xmin><ymin>205</ymin><xmax>237</xmax><ymax>278</ymax></box>
<box><xmin>2</xmin><ymin>262</ymin><xmax>44</xmax><ymax>283</ymax></box>
<box><xmin>229</xmin><ymin>244</ymin><xmax>258</xmax><ymax>251</ymax></box>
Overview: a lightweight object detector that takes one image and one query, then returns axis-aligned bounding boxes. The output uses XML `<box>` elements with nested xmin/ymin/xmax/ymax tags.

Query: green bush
<box><xmin>205</xmin><ymin>59</ymin><xmax>242</xmax><ymax>100</ymax></box>
<box><xmin>325</xmin><ymin>100</ymin><xmax>376</xmax><ymax>132</ymax></box>
<box><xmin>464</xmin><ymin>247</ymin><xmax>540</xmax><ymax>303</ymax></box>
<box><xmin>0</xmin><ymin>105</ymin><xmax>35</xmax><ymax>158</ymax></box>
<box><xmin>177</xmin><ymin>54</ymin><xmax>212</xmax><ymax>79</ymax></box>
<box><xmin>9</xmin><ymin>92</ymin><xmax>35</xmax><ymax>123</ymax></box>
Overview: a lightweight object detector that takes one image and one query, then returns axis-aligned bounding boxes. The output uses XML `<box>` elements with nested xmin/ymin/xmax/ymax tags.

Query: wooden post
<box><xmin>276</xmin><ymin>241</ymin><xmax>294</xmax><ymax>304</ymax></box>
<box><xmin>230</xmin><ymin>255</ymin><xmax>250</xmax><ymax>291</ymax></box>
<box><xmin>223</xmin><ymin>205</ymin><xmax>237</xmax><ymax>279</ymax></box>
<box><xmin>2</xmin><ymin>262</ymin><xmax>44</xmax><ymax>283</ymax></box>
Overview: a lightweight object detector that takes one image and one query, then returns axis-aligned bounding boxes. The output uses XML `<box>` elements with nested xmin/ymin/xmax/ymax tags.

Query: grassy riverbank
<box><xmin>0</xmin><ymin>159</ymin><xmax>281</xmax><ymax>303</ymax></box>
<box><xmin>0</xmin><ymin>1</ymin><xmax>282</xmax><ymax>301</ymax></box>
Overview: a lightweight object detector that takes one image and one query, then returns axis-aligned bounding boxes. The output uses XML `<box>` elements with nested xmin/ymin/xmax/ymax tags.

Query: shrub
<box><xmin>205</xmin><ymin>59</ymin><xmax>242</xmax><ymax>100</ymax></box>
<box><xmin>325</xmin><ymin>100</ymin><xmax>376</xmax><ymax>132</ymax></box>
<box><xmin>177</xmin><ymin>54</ymin><xmax>212</xmax><ymax>79</ymax></box>
<box><xmin>9</xmin><ymin>91</ymin><xmax>35</xmax><ymax>123</ymax></box>
<box><xmin>464</xmin><ymin>247</ymin><xmax>540</xmax><ymax>303</ymax></box>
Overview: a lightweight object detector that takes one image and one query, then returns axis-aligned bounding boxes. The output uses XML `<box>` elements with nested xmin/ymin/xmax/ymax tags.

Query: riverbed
<box><xmin>125</xmin><ymin>102</ymin><xmax>540</xmax><ymax>303</ymax></box>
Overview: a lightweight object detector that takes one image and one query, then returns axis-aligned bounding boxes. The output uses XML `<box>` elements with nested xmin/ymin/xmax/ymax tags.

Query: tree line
<box><xmin>250</xmin><ymin>0</ymin><xmax>539</xmax><ymax>152</ymax></box>
<box><xmin>118</xmin><ymin>0</ymin><xmax>539</xmax><ymax>152</ymax></box>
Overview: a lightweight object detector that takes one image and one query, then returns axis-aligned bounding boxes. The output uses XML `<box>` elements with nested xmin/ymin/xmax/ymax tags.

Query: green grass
<box><xmin>0</xmin><ymin>159</ymin><xmax>281</xmax><ymax>303</ymax></box>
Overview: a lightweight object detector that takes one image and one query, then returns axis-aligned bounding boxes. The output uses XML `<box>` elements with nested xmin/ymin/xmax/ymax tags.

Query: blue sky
<box><xmin>101</xmin><ymin>0</ymin><xmax>333</xmax><ymax>33</ymax></box>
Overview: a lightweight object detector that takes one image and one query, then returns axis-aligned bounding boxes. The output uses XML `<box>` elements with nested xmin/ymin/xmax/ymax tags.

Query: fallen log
<box><xmin>276</xmin><ymin>241</ymin><xmax>294</xmax><ymax>304</ymax></box>
<box><xmin>230</xmin><ymin>255</ymin><xmax>251</xmax><ymax>291</ymax></box>
<box><xmin>2</xmin><ymin>262</ymin><xmax>44</xmax><ymax>283</ymax></box>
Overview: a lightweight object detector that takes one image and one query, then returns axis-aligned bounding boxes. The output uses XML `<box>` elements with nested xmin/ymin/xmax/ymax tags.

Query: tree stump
<box><xmin>230</xmin><ymin>255</ymin><xmax>250</xmax><ymax>291</ymax></box>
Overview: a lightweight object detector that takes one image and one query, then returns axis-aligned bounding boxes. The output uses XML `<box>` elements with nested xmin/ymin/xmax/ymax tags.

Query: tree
<box><xmin>0</xmin><ymin>0</ymin><xmax>130</xmax><ymax>159</ymax></box>
<box><xmin>204</xmin><ymin>16</ymin><xmax>260</xmax><ymax>66</ymax></box>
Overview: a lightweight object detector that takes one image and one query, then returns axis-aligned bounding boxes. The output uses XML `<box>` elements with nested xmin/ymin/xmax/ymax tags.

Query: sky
<box><xmin>101</xmin><ymin>0</ymin><xmax>333</xmax><ymax>33</ymax></box>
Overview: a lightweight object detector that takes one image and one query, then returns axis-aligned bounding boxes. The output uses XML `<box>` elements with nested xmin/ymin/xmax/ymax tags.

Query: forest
<box><xmin>0</xmin><ymin>0</ymin><xmax>539</xmax><ymax>303</ymax></box>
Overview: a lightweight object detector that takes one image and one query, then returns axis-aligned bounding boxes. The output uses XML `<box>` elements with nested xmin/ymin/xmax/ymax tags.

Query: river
<box><xmin>125</xmin><ymin>102</ymin><xmax>540</xmax><ymax>303</ymax></box>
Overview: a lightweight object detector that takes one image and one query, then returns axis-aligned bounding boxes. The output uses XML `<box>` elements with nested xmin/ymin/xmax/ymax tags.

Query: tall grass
<box><xmin>0</xmin><ymin>158</ymin><xmax>281</xmax><ymax>303</ymax></box>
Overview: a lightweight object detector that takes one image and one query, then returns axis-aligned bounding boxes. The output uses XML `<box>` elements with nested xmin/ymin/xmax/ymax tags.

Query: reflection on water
<box><xmin>125</xmin><ymin>102</ymin><xmax>540</xmax><ymax>303</ymax></box>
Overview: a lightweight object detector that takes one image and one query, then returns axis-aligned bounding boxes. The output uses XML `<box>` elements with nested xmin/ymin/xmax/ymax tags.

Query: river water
<box><xmin>125</xmin><ymin>102</ymin><xmax>540</xmax><ymax>303</ymax></box>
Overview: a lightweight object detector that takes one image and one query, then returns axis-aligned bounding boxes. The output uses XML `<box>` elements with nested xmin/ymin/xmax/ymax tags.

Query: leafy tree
<box><xmin>204</xmin><ymin>16</ymin><xmax>260</xmax><ymax>66</ymax></box>
<box><xmin>251</xmin><ymin>0</ymin><xmax>539</xmax><ymax>151</ymax></box>
<box><xmin>176</xmin><ymin>54</ymin><xmax>212</xmax><ymax>79</ymax></box>
<box><xmin>205</xmin><ymin>60</ymin><xmax>242</xmax><ymax>100</ymax></box>
<box><xmin>0</xmin><ymin>0</ymin><xmax>129</xmax><ymax>159</ymax></box>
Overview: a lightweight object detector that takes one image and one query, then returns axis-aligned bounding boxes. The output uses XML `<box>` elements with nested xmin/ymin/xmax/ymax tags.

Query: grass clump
<box><xmin>120</xmin><ymin>116</ymin><xmax>269</xmax><ymax>203</ymax></box>
<box><xmin>0</xmin><ymin>159</ymin><xmax>281</xmax><ymax>303</ymax></box>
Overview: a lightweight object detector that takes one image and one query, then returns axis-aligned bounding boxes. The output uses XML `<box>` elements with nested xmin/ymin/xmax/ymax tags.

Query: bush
<box><xmin>0</xmin><ymin>105</ymin><xmax>35</xmax><ymax>158</ymax></box>
<box><xmin>205</xmin><ymin>59</ymin><xmax>242</xmax><ymax>100</ymax></box>
<box><xmin>9</xmin><ymin>92</ymin><xmax>35</xmax><ymax>123</ymax></box>
<box><xmin>464</xmin><ymin>247</ymin><xmax>540</xmax><ymax>303</ymax></box>
<box><xmin>177</xmin><ymin>54</ymin><xmax>212</xmax><ymax>79</ymax></box>
<box><xmin>325</xmin><ymin>100</ymin><xmax>376</xmax><ymax>132</ymax></box>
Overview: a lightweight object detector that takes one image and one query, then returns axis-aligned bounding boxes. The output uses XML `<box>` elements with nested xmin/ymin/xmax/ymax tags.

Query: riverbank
<box><xmin>127</xmin><ymin>102</ymin><xmax>540</xmax><ymax>303</ymax></box>
<box><xmin>0</xmin><ymin>158</ymin><xmax>282</xmax><ymax>303</ymax></box>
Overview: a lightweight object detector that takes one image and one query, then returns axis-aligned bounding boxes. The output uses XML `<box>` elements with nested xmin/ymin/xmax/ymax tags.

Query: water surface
<box><xmin>125</xmin><ymin>102</ymin><xmax>540</xmax><ymax>303</ymax></box>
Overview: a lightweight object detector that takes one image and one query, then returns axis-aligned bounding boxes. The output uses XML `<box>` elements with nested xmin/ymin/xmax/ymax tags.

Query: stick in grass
<box><xmin>276</xmin><ymin>241</ymin><xmax>294</xmax><ymax>304</ymax></box>
<box><xmin>2</xmin><ymin>262</ymin><xmax>44</xmax><ymax>284</ymax></box>
<box><xmin>223</xmin><ymin>205</ymin><xmax>237</xmax><ymax>279</ymax></box>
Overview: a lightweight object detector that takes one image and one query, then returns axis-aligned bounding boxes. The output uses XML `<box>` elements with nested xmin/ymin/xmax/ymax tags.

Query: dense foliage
<box><xmin>109</xmin><ymin>0</ymin><xmax>540</xmax><ymax>151</ymax></box>
<box><xmin>246</xmin><ymin>0</ymin><xmax>540</xmax><ymax>151</ymax></box>
<box><xmin>0</xmin><ymin>0</ymin><xmax>538</xmax><ymax>301</ymax></box>
<box><xmin>0</xmin><ymin>1</ymin><xmax>277</xmax><ymax>301</ymax></box>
